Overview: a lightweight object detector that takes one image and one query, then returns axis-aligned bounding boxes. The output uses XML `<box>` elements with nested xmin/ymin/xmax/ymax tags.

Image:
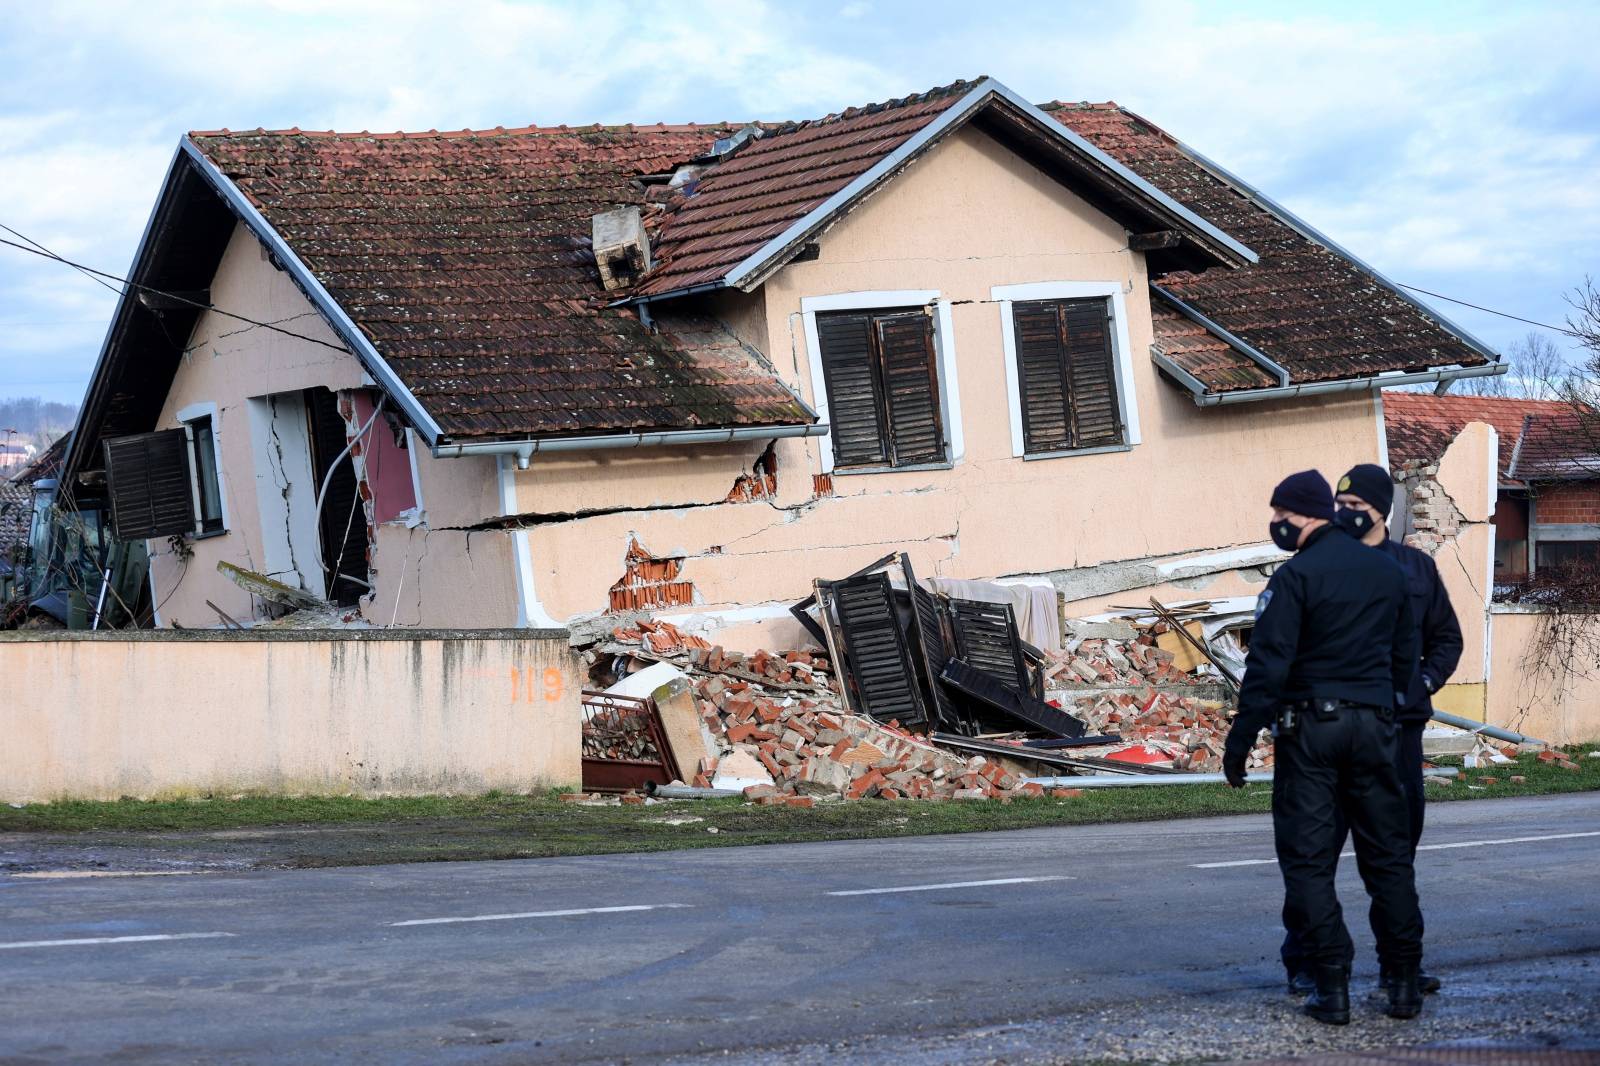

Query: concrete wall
<box><xmin>1487</xmin><ymin>607</ymin><xmax>1600</xmax><ymax>744</ymax></box>
<box><xmin>0</xmin><ymin>629</ymin><xmax>581</xmax><ymax>802</ymax></box>
<box><xmin>509</xmin><ymin>126</ymin><xmax>1382</xmax><ymax>648</ymax></box>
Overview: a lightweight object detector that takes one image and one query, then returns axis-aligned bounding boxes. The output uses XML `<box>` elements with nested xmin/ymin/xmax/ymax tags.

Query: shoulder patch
<box><xmin>1254</xmin><ymin>588</ymin><xmax>1274</xmax><ymax>619</ymax></box>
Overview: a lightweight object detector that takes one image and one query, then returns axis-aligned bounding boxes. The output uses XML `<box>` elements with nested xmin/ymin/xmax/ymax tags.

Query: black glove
<box><xmin>1223</xmin><ymin>749</ymin><xmax>1248</xmax><ymax>788</ymax></box>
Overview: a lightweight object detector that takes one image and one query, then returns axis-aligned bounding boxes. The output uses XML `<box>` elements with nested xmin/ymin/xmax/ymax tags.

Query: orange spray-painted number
<box><xmin>543</xmin><ymin>667</ymin><xmax>564</xmax><ymax>702</ymax></box>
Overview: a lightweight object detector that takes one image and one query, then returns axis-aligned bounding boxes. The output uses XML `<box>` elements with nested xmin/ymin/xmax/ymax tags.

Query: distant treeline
<box><xmin>0</xmin><ymin>397</ymin><xmax>78</xmax><ymax>451</ymax></box>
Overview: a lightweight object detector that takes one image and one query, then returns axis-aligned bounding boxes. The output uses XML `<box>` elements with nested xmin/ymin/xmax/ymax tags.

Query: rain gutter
<box><xmin>1154</xmin><ymin>352</ymin><xmax>1508</xmax><ymax>407</ymax></box>
<box><xmin>432</xmin><ymin>422</ymin><xmax>827</xmax><ymax>467</ymax></box>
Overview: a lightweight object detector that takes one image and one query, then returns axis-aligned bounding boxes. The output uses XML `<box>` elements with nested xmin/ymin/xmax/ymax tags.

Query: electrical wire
<box><xmin>0</xmin><ymin>232</ymin><xmax>351</xmax><ymax>354</ymax></box>
<box><xmin>1393</xmin><ymin>282</ymin><xmax>1581</xmax><ymax>339</ymax></box>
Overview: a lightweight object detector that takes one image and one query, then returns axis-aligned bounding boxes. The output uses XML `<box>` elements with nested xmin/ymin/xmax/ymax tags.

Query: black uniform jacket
<box><xmin>1226</xmin><ymin>524</ymin><xmax>1418</xmax><ymax>759</ymax></box>
<box><xmin>1375</xmin><ymin>538</ymin><xmax>1463</xmax><ymax>722</ymax></box>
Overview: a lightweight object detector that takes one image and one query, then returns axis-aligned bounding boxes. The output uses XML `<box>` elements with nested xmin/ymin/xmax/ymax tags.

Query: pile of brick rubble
<box><xmin>599</xmin><ymin>619</ymin><xmax>1274</xmax><ymax>795</ymax></box>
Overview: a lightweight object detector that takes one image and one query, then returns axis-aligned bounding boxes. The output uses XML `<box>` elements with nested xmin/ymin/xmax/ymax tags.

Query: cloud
<box><xmin>0</xmin><ymin>0</ymin><xmax>1595</xmax><ymax>399</ymax></box>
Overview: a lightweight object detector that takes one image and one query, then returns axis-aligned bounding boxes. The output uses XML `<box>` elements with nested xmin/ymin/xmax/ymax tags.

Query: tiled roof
<box><xmin>1508</xmin><ymin>410</ymin><xmax>1600</xmax><ymax>482</ymax></box>
<box><xmin>189</xmin><ymin>125</ymin><xmax>813</xmax><ymax>441</ymax></box>
<box><xmin>634</xmin><ymin>82</ymin><xmax>973</xmax><ymax>298</ymax></box>
<box><xmin>1382</xmin><ymin>391</ymin><xmax>1573</xmax><ymax>478</ymax></box>
<box><xmin>0</xmin><ymin>481</ymin><xmax>30</xmax><ymax>556</ymax></box>
<box><xmin>1046</xmin><ymin>104</ymin><xmax>1493</xmax><ymax>393</ymax></box>
<box><xmin>7</xmin><ymin>434</ymin><xmax>64</xmax><ymax>485</ymax></box>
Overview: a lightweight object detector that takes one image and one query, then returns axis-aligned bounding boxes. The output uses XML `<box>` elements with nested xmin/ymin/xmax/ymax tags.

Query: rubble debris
<box><xmin>217</xmin><ymin>561</ymin><xmax>325</xmax><ymax>611</ymax></box>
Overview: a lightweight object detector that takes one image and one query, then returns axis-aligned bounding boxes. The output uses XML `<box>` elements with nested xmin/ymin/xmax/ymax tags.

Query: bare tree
<box><xmin>1454</xmin><ymin>331</ymin><xmax>1575</xmax><ymax>398</ymax></box>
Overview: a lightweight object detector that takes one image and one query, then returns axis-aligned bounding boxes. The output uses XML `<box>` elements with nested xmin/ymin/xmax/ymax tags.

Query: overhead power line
<box><xmin>1394</xmin><ymin>282</ymin><xmax>1580</xmax><ymax>339</ymax></box>
<box><xmin>0</xmin><ymin>231</ymin><xmax>350</xmax><ymax>354</ymax></box>
<box><xmin>2</xmin><ymin>217</ymin><xmax>1583</xmax><ymax>348</ymax></box>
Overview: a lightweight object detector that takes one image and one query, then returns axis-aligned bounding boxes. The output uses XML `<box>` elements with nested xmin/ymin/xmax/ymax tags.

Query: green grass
<box><xmin>3</xmin><ymin>745</ymin><xmax>1594</xmax><ymax>869</ymax></box>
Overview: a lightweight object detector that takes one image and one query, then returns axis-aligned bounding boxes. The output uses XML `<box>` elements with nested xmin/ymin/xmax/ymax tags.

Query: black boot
<box><xmin>1419</xmin><ymin>969</ymin><xmax>1441</xmax><ymax>994</ymax></box>
<box><xmin>1386</xmin><ymin>962</ymin><xmax>1423</xmax><ymax>1019</ymax></box>
<box><xmin>1287</xmin><ymin>969</ymin><xmax>1316</xmax><ymax>996</ymax></box>
<box><xmin>1304</xmin><ymin>963</ymin><xmax>1350</xmax><ymax>1025</ymax></box>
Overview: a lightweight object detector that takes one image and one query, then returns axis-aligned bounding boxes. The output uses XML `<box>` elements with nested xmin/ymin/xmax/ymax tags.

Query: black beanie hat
<box><xmin>1337</xmin><ymin>463</ymin><xmax>1394</xmax><ymax>518</ymax></box>
<box><xmin>1270</xmin><ymin>470</ymin><xmax>1336</xmax><ymax>521</ymax></box>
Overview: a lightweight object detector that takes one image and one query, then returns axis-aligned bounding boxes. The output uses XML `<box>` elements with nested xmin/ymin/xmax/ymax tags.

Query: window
<box><xmin>814</xmin><ymin>307</ymin><xmax>947</xmax><ymax>470</ymax></box>
<box><xmin>1535</xmin><ymin>540</ymin><xmax>1600</xmax><ymax>570</ymax></box>
<box><xmin>1009</xmin><ymin>296</ymin><xmax>1124</xmax><ymax>454</ymax></box>
<box><xmin>102</xmin><ymin>408</ymin><xmax>227</xmax><ymax>541</ymax></box>
<box><xmin>185</xmin><ymin>415</ymin><xmax>225</xmax><ymax>535</ymax></box>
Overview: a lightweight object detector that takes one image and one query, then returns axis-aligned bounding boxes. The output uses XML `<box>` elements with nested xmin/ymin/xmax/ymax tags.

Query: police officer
<box><xmin>1335</xmin><ymin>463</ymin><xmax>1462</xmax><ymax>992</ymax></box>
<box><xmin>1223</xmin><ymin>470</ymin><xmax>1426</xmax><ymax>1025</ymax></box>
<box><xmin>1279</xmin><ymin>465</ymin><xmax>1463</xmax><ymax>998</ymax></box>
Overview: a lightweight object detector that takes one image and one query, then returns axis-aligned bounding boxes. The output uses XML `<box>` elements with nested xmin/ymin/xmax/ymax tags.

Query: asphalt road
<box><xmin>2</xmin><ymin>794</ymin><xmax>1598</xmax><ymax>1065</ymax></box>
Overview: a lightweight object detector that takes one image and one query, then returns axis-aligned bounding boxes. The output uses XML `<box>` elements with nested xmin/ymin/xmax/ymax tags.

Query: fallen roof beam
<box><xmin>1128</xmin><ymin>231</ymin><xmax>1182</xmax><ymax>251</ymax></box>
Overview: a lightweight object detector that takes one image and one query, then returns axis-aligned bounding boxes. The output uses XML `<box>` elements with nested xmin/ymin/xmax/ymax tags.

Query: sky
<box><xmin>2</xmin><ymin>0</ymin><xmax>1597</xmax><ymax>406</ymax></box>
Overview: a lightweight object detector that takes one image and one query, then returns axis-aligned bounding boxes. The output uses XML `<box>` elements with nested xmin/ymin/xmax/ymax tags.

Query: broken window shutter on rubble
<box><xmin>831</xmin><ymin>571</ymin><xmax>930</xmax><ymax>730</ymax></box>
<box><xmin>816</xmin><ymin>309</ymin><xmax>945</xmax><ymax>469</ymax></box>
<box><xmin>1012</xmin><ymin>298</ymin><xmax>1123</xmax><ymax>453</ymax></box>
<box><xmin>103</xmin><ymin>429</ymin><xmax>197</xmax><ymax>541</ymax></box>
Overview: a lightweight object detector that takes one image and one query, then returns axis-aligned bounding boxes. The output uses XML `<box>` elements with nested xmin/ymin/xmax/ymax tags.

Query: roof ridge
<box><xmin>188</xmin><ymin>120</ymin><xmax>745</xmax><ymax>140</ymax></box>
<box><xmin>757</xmin><ymin>76</ymin><xmax>985</xmax><ymax>138</ymax></box>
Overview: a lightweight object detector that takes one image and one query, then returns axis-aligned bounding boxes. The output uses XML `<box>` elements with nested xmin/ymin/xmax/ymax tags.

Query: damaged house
<box><xmin>61</xmin><ymin>76</ymin><xmax>1503</xmax><ymax>646</ymax></box>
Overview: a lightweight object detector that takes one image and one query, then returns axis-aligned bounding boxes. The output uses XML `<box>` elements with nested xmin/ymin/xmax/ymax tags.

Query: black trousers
<box><xmin>1282</xmin><ymin>718</ymin><xmax>1426</xmax><ymax>975</ymax></box>
<box><xmin>1272</xmin><ymin>705</ymin><xmax>1423</xmax><ymax>973</ymax></box>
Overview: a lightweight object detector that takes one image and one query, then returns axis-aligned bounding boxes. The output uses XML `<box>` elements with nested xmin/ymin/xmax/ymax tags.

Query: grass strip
<box><xmin>2</xmin><ymin>745</ymin><xmax>1594</xmax><ymax>869</ymax></box>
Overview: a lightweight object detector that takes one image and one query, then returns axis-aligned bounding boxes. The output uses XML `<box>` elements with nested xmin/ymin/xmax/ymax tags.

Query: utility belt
<box><xmin>1275</xmin><ymin>698</ymin><xmax>1392</xmax><ymax>736</ymax></box>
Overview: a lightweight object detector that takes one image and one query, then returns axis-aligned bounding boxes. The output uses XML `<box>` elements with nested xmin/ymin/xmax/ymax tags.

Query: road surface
<box><xmin>2</xmin><ymin>794</ymin><xmax>1598</xmax><ymax>1064</ymax></box>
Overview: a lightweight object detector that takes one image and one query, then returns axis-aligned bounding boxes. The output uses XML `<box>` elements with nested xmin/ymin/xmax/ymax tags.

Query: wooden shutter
<box><xmin>900</xmin><ymin>554</ymin><xmax>963</xmax><ymax>732</ymax></box>
<box><xmin>103</xmin><ymin>429</ymin><xmax>196</xmax><ymax>540</ymax></box>
<box><xmin>875</xmin><ymin>313</ymin><xmax>946</xmax><ymax>466</ymax></box>
<box><xmin>1011</xmin><ymin>298</ymin><xmax>1124</xmax><ymax>453</ymax></box>
<box><xmin>1061</xmin><ymin>300</ymin><xmax>1122</xmax><ymax>448</ymax></box>
<box><xmin>948</xmin><ymin>598</ymin><xmax>1030</xmax><ymax>694</ymax></box>
<box><xmin>1013</xmin><ymin>303</ymin><xmax>1072</xmax><ymax>453</ymax></box>
<box><xmin>832</xmin><ymin>571</ymin><xmax>929</xmax><ymax>729</ymax></box>
<box><xmin>816</xmin><ymin>312</ymin><xmax>888</xmax><ymax>468</ymax></box>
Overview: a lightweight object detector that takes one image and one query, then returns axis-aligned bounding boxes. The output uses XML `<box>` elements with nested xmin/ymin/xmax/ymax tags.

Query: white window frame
<box><xmin>174</xmin><ymin>401</ymin><xmax>230</xmax><ymax>536</ymax></box>
<box><xmin>800</xmin><ymin>289</ymin><xmax>963</xmax><ymax>474</ymax></box>
<box><xmin>992</xmin><ymin>281</ymin><xmax>1142</xmax><ymax>460</ymax></box>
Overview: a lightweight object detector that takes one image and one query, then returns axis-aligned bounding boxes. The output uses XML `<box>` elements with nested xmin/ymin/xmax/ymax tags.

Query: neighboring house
<box><xmin>1383</xmin><ymin>392</ymin><xmax>1600</xmax><ymax>582</ymax></box>
<box><xmin>0</xmin><ymin>443</ymin><xmax>37</xmax><ymax>471</ymax></box>
<box><xmin>61</xmin><ymin>76</ymin><xmax>1502</xmax><ymax>642</ymax></box>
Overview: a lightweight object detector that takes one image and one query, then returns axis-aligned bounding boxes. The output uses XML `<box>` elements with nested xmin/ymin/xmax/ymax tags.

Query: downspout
<box><xmin>497</xmin><ymin>455</ymin><xmax>562</xmax><ymax>629</ymax></box>
<box><xmin>433</xmin><ymin>422</ymin><xmax>826</xmax><ymax>464</ymax></box>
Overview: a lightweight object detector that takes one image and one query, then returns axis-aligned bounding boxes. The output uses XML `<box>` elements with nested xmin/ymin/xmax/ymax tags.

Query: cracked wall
<box><xmin>1392</xmin><ymin>421</ymin><xmax>1497</xmax><ymax>709</ymax></box>
<box><xmin>150</xmin><ymin>221</ymin><xmax>366</xmax><ymax>628</ymax></box>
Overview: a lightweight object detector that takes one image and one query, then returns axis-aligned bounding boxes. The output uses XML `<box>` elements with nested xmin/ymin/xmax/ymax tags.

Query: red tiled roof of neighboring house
<box><xmin>188</xmin><ymin>124</ymin><xmax>814</xmax><ymax>441</ymax></box>
<box><xmin>1382</xmin><ymin>391</ymin><xmax>1574</xmax><ymax>479</ymax></box>
<box><xmin>635</xmin><ymin>82</ymin><xmax>972</xmax><ymax>298</ymax></box>
<box><xmin>1508</xmin><ymin>409</ymin><xmax>1600</xmax><ymax>482</ymax></box>
<box><xmin>1045</xmin><ymin>103</ymin><xmax>1492</xmax><ymax>392</ymax></box>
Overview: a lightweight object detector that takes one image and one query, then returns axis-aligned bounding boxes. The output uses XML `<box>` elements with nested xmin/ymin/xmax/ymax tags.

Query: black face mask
<box><xmin>1336</xmin><ymin>506</ymin><xmax>1374</xmax><ymax>536</ymax></box>
<box><xmin>1270</xmin><ymin>519</ymin><xmax>1302</xmax><ymax>552</ymax></box>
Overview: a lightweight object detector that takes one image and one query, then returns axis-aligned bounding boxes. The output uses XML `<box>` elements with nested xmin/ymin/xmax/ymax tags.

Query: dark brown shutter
<box><xmin>1061</xmin><ymin>300</ymin><xmax>1122</xmax><ymax>448</ymax></box>
<box><xmin>948</xmin><ymin>598</ymin><xmax>1030</xmax><ymax>694</ymax></box>
<box><xmin>816</xmin><ymin>312</ymin><xmax>888</xmax><ymax>468</ymax></box>
<box><xmin>832</xmin><ymin>571</ymin><xmax>929</xmax><ymax>729</ymax></box>
<box><xmin>1013</xmin><ymin>303</ymin><xmax>1072</xmax><ymax>453</ymax></box>
<box><xmin>1011</xmin><ymin>298</ymin><xmax>1124</xmax><ymax>453</ymax></box>
<box><xmin>103</xmin><ymin>429</ymin><xmax>196</xmax><ymax>540</ymax></box>
<box><xmin>875</xmin><ymin>313</ymin><xmax>946</xmax><ymax>466</ymax></box>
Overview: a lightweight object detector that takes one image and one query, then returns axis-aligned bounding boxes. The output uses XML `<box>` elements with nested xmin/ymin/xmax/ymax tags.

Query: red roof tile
<box><xmin>189</xmin><ymin>125</ymin><xmax>813</xmax><ymax>441</ymax></box>
<box><xmin>635</xmin><ymin>82</ymin><xmax>973</xmax><ymax>298</ymax></box>
<box><xmin>1046</xmin><ymin>104</ymin><xmax>1492</xmax><ymax>393</ymax></box>
<box><xmin>1382</xmin><ymin>391</ymin><xmax>1573</xmax><ymax>477</ymax></box>
<box><xmin>1508</xmin><ymin>410</ymin><xmax>1600</xmax><ymax>482</ymax></box>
